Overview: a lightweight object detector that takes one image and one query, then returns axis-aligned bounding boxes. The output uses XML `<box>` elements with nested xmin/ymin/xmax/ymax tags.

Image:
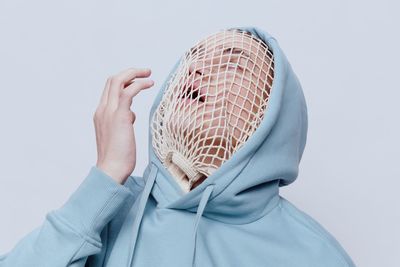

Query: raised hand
<box><xmin>93</xmin><ymin>68</ymin><xmax>154</xmax><ymax>184</ymax></box>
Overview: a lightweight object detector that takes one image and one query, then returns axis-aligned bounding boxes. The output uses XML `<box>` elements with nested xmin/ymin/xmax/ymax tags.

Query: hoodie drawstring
<box><xmin>191</xmin><ymin>184</ymin><xmax>215</xmax><ymax>267</ymax></box>
<box><xmin>127</xmin><ymin>163</ymin><xmax>215</xmax><ymax>267</ymax></box>
<box><xmin>127</xmin><ymin>163</ymin><xmax>157</xmax><ymax>267</ymax></box>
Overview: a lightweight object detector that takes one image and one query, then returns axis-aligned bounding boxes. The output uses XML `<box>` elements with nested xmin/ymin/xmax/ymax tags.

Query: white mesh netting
<box><xmin>151</xmin><ymin>29</ymin><xmax>275</xmax><ymax>192</ymax></box>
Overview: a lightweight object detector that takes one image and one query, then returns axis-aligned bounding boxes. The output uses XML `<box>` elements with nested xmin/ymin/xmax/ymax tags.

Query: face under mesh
<box><xmin>151</xmin><ymin>29</ymin><xmax>275</xmax><ymax>192</ymax></box>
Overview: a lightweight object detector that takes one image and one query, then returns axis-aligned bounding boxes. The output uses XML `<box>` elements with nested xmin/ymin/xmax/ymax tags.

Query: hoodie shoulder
<box><xmin>278</xmin><ymin>196</ymin><xmax>356</xmax><ymax>267</ymax></box>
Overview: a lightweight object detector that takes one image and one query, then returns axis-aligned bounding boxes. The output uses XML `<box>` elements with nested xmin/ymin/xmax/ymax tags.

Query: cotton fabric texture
<box><xmin>0</xmin><ymin>26</ymin><xmax>356</xmax><ymax>267</ymax></box>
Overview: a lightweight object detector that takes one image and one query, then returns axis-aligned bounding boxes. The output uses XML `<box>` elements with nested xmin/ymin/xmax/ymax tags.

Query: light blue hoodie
<box><xmin>0</xmin><ymin>26</ymin><xmax>356</xmax><ymax>267</ymax></box>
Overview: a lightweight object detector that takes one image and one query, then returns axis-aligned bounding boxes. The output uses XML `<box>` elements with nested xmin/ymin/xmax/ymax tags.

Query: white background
<box><xmin>0</xmin><ymin>1</ymin><xmax>399</xmax><ymax>266</ymax></box>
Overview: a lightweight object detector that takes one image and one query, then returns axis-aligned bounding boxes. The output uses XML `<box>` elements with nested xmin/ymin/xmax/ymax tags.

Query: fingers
<box><xmin>119</xmin><ymin>79</ymin><xmax>155</xmax><ymax>110</ymax></box>
<box><xmin>107</xmin><ymin>68</ymin><xmax>152</xmax><ymax>110</ymax></box>
<box><xmin>97</xmin><ymin>78</ymin><xmax>111</xmax><ymax>110</ymax></box>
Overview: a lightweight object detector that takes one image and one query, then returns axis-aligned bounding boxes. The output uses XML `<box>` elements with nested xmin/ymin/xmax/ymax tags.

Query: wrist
<box><xmin>96</xmin><ymin>163</ymin><xmax>129</xmax><ymax>184</ymax></box>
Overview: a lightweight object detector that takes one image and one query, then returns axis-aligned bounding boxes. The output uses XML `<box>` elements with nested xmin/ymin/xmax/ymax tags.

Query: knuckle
<box><xmin>128</xmin><ymin>67</ymin><xmax>137</xmax><ymax>72</ymax></box>
<box><xmin>127</xmin><ymin>81</ymin><xmax>142</xmax><ymax>91</ymax></box>
<box><xmin>110</xmin><ymin>75</ymin><xmax>123</xmax><ymax>85</ymax></box>
<box><xmin>130</xmin><ymin>111</ymin><xmax>136</xmax><ymax>122</ymax></box>
<box><xmin>93</xmin><ymin>109</ymin><xmax>101</xmax><ymax>121</ymax></box>
<box><xmin>93</xmin><ymin>113</ymin><xmax>98</xmax><ymax>123</ymax></box>
<box><xmin>120</xmin><ymin>89</ymin><xmax>129</xmax><ymax>96</ymax></box>
<box><xmin>120</xmin><ymin>88</ymin><xmax>134</xmax><ymax>99</ymax></box>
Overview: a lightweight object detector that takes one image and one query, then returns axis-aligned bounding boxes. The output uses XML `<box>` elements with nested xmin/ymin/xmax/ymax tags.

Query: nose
<box><xmin>188</xmin><ymin>61</ymin><xmax>205</xmax><ymax>91</ymax></box>
<box><xmin>188</xmin><ymin>60</ymin><xmax>204</xmax><ymax>78</ymax></box>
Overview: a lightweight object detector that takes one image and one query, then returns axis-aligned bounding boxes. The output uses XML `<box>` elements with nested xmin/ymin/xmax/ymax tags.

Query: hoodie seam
<box><xmin>131</xmin><ymin>175</ymin><xmax>145</xmax><ymax>189</ymax></box>
<box><xmin>200</xmin><ymin>193</ymin><xmax>280</xmax><ymax>226</ymax></box>
<box><xmin>47</xmin><ymin>211</ymin><xmax>102</xmax><ymax>248</ymax></box>
<box><xmin>88</xmin><ymin>189</ymin><xmax>121</xmax><ymax>235</ymax></box>
<box><xmin>68</xmin><ymin>239</ymin><xmax>89</xmax><ymax>265</ymax></box>
<box><xmin>238</xmin><ymin>194</ymin><xmax>281</xmax><ymax>225</ymax></box>
<box><xmin>279</xmin><ymin>201</ymin><xmax>350</xmax><ymax>266</ymax></box>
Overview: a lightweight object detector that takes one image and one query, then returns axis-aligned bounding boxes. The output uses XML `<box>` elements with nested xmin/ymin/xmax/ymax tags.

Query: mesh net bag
<box><xmin>151</xmin><ymin>29</ymin><xmax>275</xmax><ymax>192</ymax></box>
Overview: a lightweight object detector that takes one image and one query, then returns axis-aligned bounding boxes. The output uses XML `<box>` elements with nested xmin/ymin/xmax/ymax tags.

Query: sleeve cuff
<box><xmin>53</xmin><ymin>165</ymin><xmax>134</xmax><ymax>239</ymax></box>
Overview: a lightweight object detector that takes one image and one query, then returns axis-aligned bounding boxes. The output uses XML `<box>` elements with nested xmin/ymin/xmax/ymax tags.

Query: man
<box><xmin>0</xmin><ymin>27</ymin><xmax>356</xmax><ymax>267</ymax></box>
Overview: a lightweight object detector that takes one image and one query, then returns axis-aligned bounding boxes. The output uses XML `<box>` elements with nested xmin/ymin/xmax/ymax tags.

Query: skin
<box><xmin>95</xmin><ymin>68</ymin><xmax>154</xmax><ymax>184</ymax></box>
<box><xmin>95</xmin><ymin>31</ymin><xmax>272</xmax><ymax>186</ymax></box>
<box><xmin>169</xmin><ymin>30</ymin><xmax>273</xmax><ymax>188</ymax></box>
<box><xmin>186</xmin><ymin>31</ymin><xmax>272</xmax><ymax>142</ymax></box>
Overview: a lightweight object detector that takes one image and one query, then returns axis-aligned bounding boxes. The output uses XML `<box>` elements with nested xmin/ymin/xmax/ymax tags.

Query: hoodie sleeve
<box><xmin>0</xmin><ymin>165</ymin><xmax>134</xmax><ymax>267</ymax></box>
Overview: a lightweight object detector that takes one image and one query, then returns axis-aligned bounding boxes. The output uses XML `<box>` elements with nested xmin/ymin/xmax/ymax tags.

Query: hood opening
<box><xmin>145</xmin><ymin>27</ymin><xmax>307</xmax><ymax>220</ymax></box>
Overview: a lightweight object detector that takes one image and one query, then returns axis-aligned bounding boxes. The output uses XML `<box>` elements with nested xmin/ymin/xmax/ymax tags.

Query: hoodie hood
<box><xmin>127</xmin><ymin>26</ymin><xmax>308</xmax><ymax>266</ymax></box>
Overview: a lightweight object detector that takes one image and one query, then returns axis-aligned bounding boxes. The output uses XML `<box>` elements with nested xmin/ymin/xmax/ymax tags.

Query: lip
<box><xmin>180</xmin><ymin>95</ymin><xmax>205</xmax><ymax>106</ymax></box>
<box><xmin>182</xmin><ymin>97</ymin><xmax>195</xmax><ymax>105</ymax></box>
